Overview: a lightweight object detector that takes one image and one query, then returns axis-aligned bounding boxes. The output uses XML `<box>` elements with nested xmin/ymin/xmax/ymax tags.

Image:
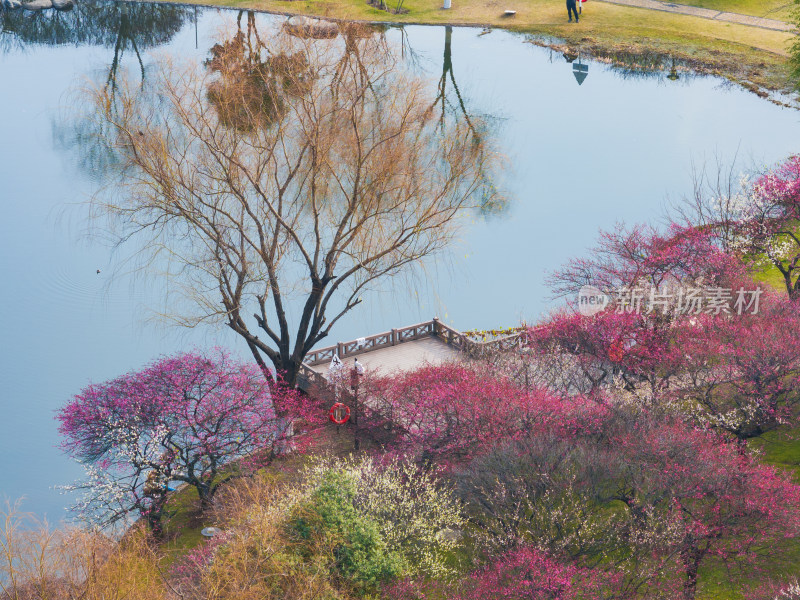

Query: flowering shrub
<box><xmin>381</xmin><ymin>548</ymin><xmax>615</xmax><ymax>600</ymax></box>
<box><xmin>772</xmin><ymin>580</ymin><xmax>800</xmax><ymax>599</ymax></box>
<box><xmin>289</xmin><ymin>470</ymin><xmax>406</xmax><ymax>591</ymax></box>
<box><xmin>303</xmin><ymin>455</ymin><xmax>465</xmax><ymax>579</ymax></box>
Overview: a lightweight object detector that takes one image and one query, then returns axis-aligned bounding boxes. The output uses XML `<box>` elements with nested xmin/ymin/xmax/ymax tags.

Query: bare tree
<box><xmin>432</xmin><ymin>26</ymin><xmax>475</xmax><ymax>136</ymax></box>
<box><xmin>669</xmin><ymin>151</ymin><xmax>747</xmax><ymax>252</ymax></box>
<box><xmin>86</xmin><ymin>25</ymin><xmax>501</xmax><ymax>387</ymax></box>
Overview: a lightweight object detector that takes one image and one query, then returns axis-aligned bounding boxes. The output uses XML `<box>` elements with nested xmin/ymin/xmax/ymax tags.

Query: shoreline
<box><xmin>142</xmin><ymin>0</ymin><xmax>799</xmax><ymax>105</ymax></box>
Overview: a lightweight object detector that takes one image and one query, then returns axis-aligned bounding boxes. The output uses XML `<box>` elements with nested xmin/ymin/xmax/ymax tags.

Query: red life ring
<box><xmin>329</xmin><ymin>402</ymin><xmax>351</xmax><ymax>425</ymax></box>
<box><xmin>608</xmin><ymin>340</ymin><xmax>625</xmax><ymax>363</ymax></box>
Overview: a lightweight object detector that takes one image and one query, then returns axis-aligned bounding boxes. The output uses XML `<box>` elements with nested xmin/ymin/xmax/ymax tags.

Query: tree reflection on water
<box><xmin>1</xmin><ymin>0</ymin><xmax>190</xmax><ymax>48</ymax></box>
<box><xmin>1</xmin><ymin>0</ymin><xmax>192</xmax><ymax>86</ymax></box>
<box><xmin>46</xmin><ymin>6</ymin><xmax>508</xmax><ymax>216</ymax></box>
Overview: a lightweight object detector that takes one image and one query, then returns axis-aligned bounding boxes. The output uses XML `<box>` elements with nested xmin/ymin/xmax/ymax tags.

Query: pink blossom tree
<box><xmin>527</xmin><ymin>309</ymin><xmax>678</xmax><ymax>399</ymax></box>
<box><xmin>676</xmin><ymin>156</ymin><xmax>800</xmax><ymax>299</ymax></box>
<box><xmin>599</xmin><ymin>412</ymin><xmax>800</xmax><ymax>600</ymax></box>
<box><xmin>362</xmin><ymin>362</ymin><xmax>599</xmax><ymax>467</ymax></box>
<box><xmin>547</xmin><ymin>222</ymin><xmax>744</xmax><ymax>301</ymax></box>
<box><xmin>671</xmin><ymin>295</ymin><xmax>800</xmax><ymax>440</ymax></box>
<box><xmin>529</xmin><ymin>217</ymin><xmax>800</xmax><ymax>440</ymax></box>
<box><xmin>459</xmin><ymin>546</ymin><xmax>612</xmax><ymax>600</ymax></box>
<box><xmin>528</xmin><ymin>288</ymin><xmax>800</xmax><ymax>441</ymax></box>
<box><xmin>723</xmin><ymin>156</ymin><xmax>800</xmax><ymax>299</ymax></box>
<box><xmin>381</xmin><ymin>548</ymin><xmax>614</xmax><ymax>600</ymax></box>
<box><xmin>457</xmin><ymin>406</ymin><xmax>800</xmax><ymax>600</ymax></box>
<box><xmin>58</xmin><ymin>349</ymin><xmax>322</xmax><ymax>532</ymax></box>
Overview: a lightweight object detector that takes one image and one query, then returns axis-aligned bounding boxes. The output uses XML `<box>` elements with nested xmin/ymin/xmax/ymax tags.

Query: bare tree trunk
<box><xmin>680</xmin><ymin>544</ymin><xmax>706</xmax><ymax>600</ymax></box>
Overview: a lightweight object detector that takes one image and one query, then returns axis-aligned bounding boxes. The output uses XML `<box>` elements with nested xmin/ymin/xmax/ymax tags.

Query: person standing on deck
<box><xmin>567</xmin><ymin>0</ymin><xmax>579</xmax><ymax>22</ymax></box>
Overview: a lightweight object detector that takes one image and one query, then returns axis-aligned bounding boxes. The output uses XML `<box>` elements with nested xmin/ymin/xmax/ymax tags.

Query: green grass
<box><xmin>671</xmin><ymin>0</ymin><xmax>794</xmax><ymax>21</ymax></box>
<box><xmin>156</xmin><ymin>486</ymin><xmax>206</xmax><ymax>567</ymax></box>
<box><xmin>695</xmin><ymin>428</ymin><xmax>800</xmax><ymax>599</ymax></box>
<box><xmin>751</xmin><ymin>426</ymin><xmax>800</xmax><ymax>481</ymax></box>
<box><xmin>750</xmin><ymin>261</ymin><xmax>789</xmax><ymax>293</ymax></box>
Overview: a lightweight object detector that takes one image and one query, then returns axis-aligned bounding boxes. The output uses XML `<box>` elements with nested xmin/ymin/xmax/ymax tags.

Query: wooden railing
<box><xmin>301</xmin><ymin>318</ymin><xmax>527</xmax><ymax>373</ymax></box>
<box><xmin>302</xmin><ymin>320</ymin><xmax>437</xmax><ymax>366</ymax></box>
<box><xmin>433</xmin><ymin>319</ymin><xmax>528</xmax><ymax>358</ymax></box>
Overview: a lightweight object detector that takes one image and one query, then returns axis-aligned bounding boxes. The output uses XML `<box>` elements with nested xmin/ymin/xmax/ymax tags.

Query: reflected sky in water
<box><xmin>1</xmin><ymin>1</ymin><xmax>799</xmax><ymax>521</ymax></box>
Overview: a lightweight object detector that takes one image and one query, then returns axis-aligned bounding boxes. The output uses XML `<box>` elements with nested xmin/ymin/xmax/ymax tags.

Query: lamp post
<box><xmin>350</xmin><ymin>358</ymin><xmax>364</xmax><ymax>449</ymax></box>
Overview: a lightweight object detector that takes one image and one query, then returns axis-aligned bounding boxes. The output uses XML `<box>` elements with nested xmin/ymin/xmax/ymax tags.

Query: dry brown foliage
<box><xmin>1</xmin><ymin>502</ymin><xmax>167</xmax><ymax>600</ymax></box>
<box><xmin>2</xmin><ymin>484</ymin><xmax>350</xmax><ymax>600</ymax></box>
<box><xmin>174</xmin><ymin>475</ymin><xmax>352</xmax><ymax>600</ymax></box>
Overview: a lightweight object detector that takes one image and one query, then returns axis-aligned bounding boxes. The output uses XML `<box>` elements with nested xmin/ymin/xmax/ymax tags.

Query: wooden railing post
<box><xmin>391</xmin><ymin>328</ymin><xmax>398</xmax><ymax>346</ymax></box>
<box><xmin>433</xmin><ymin>316</ymin><xmax>440</xmax><ymax>339</ymax></box>
<box><xmin>337</xmin><ymin>342</ymin><xmax>344</xmax><ymax>358</ymax></box>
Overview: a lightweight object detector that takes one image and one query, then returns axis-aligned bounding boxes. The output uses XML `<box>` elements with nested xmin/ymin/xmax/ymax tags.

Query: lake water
<box><xmin>1</xmin><ymin>0</ymin><xmax>799</xmax><ymax>522</ymax></box>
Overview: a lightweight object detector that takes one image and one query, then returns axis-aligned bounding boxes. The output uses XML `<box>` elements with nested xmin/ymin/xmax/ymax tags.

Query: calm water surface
<box><xmin>1</xmin><ymin>1</ymin><xmax>799</xmax><ymax>521</ymax></box>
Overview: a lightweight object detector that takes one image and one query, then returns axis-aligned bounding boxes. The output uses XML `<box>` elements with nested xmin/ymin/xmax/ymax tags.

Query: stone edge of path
<box><xmin>594</xmin><ymin>0</ymin><xmax>797</xmax><ymax>33</ymax></box>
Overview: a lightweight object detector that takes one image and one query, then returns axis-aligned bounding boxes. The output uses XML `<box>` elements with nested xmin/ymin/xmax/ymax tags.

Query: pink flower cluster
<box><xmin>364</xmin><ymin>363</ymin><xmax>605</xmax><ymax>467</ymax></box>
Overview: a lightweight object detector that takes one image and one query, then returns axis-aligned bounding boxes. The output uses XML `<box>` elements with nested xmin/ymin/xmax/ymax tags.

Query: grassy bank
<box><xmin>158</xmin><ymin>0</ymin><xmax>798</xmax><ymax>97</ymax></box>
<box><xmin>671</xmin><ymin>0</ymin><xmax>793</xmax><ymax>21</ymax></box>
<box><xmin>154</xmin><ymin>422</ymin><xmax>800</xmax><ymax>600</ymax></box>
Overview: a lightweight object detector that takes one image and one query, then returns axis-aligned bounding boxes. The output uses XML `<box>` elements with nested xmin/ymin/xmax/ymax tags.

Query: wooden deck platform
<box><xmin>309</xmin><ymin>335</ymin><xmax>461</xmax><ymax>378</ymax></box>
<box><xmin>295</xmin><ymin>319</ymin><xmax>528</xmax><ymax>433</ymax></box>
<box><xmin>296</xmin><ymin>318</ymin><xmax>525</xmax><ymax>393</ymax></box>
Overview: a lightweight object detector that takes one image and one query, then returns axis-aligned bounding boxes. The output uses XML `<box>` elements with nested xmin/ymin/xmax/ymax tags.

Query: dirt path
<box><xmin>594</xmin><ymin>0</ymin><xmax>796</xmax><ymax>32</ymax></box>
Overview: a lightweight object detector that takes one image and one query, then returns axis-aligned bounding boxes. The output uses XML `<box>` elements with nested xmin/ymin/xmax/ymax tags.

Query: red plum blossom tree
<box><xmin>457</xmin><ymin>406</ymin><xmax>800</xmax><ymax>600</ymax></box>
<box><xmin>459</xmin><ymin>546</ymin><xmax>612</xmax><ymax>600</ymax></box>
<box><xmin>362</xmin><ymin>362</ymin><xmax>603</xmax><ymax>467</ymax></box>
